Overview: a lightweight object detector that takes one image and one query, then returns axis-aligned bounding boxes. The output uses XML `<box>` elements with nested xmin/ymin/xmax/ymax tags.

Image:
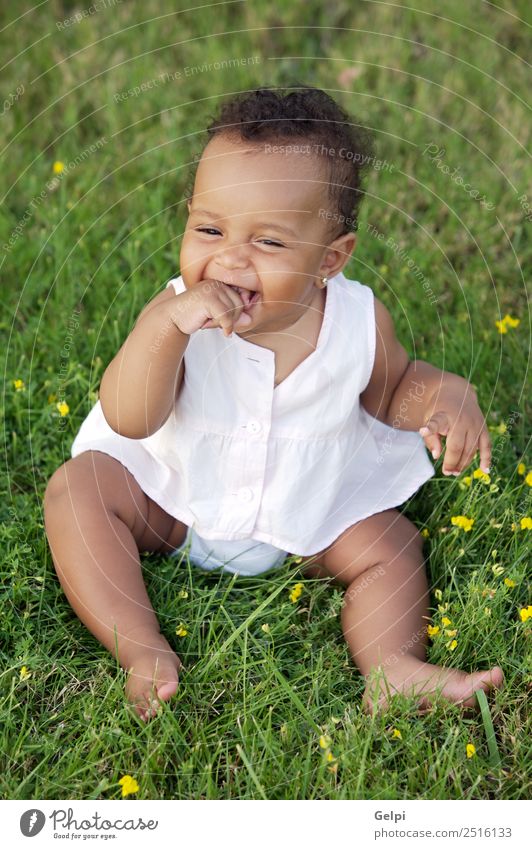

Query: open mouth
<box><xmin>228</xmin><ymin>285</ymin><xmax>261</xmax><ymax>309</ymax></box>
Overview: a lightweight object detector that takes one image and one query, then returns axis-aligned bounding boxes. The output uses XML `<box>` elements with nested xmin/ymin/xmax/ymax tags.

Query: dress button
<box><xmin>247</xmin><ymin>419</ymin><xmax>262</xmax><ymax>435</ymax></box>
<box><xmin>237</xmin><ymin>487</ymin><xmax>254</xmax><ymax>502</ymax></box>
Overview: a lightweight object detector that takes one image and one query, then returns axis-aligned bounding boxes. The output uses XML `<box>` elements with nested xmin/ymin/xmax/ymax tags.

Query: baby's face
<box><xmin>180</xmin><ymin>135</ymin><xmax>349</xmax><ymax>336</ymax></box>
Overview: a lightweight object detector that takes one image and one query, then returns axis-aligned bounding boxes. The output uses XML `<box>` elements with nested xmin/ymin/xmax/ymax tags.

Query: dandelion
<box><xmin>434</xmin><ymin>589</ymin><xmax>443</xmax><ymax>601</ymax></box>
<box><xmin>261</xmin><ymin>623</ymin><xmax>271</xmax><ymax>634</ymax></box>
<box><xmin>441</xmin><ymin>616</ymin><xmax>452</xmax><ymax>627</ymax></box>
<box><xmin>519</xmin><ymin>606</ymin><xmax>532</xmax><ymax>622</ymax></box>
<box><xmin>504</xmin><ymin>578</ymin><xmax>516</xmax><ymax>588</ymax></box>
<box><xmin>289</xmin><ymin>582</ymin><xmax>304</xmax><ymax>603</ymax></box>
<box><xmin>326</xmin><ymin>751</ymin><xmax>336</xmax><ymax>763</ymax></box>
<box><xmin>19</xmin><ymin>666</ymin><xmax>31</xmax><ymax>681</ymax></box>
<box><xmin>319</xmin><ymin>734</ymin><xmax>332</xmax><ymax>749</ymax></box>
<box><xmin>525</xmin><ymin>472</ymin><xmax>532</xmax><ymax>487</ymax></box>
<box><xmin>177</xmin><ymin>590</ymin><xmax>188</xmax><ymax>599</ymax></box>
<box><xmin>13</xmin><ymin>378</ymin><xmax>25</xmax><ymax>391</ymax></box>
<box><xmin>517</xmin><ymin>463</ymin><xmax>526</xmax><ymax>476</ymax></box>
<box><xmin>118</xmin><ymin>775</ymin><xmax>139</xmax><ymax>797</ymax></box>
<box><xmin>461</xmin><ymin>476</ymin><xmax>472</xmax><ymax>488</ymax></box>
<box><xmin>53</xmin><ymin>161</ymin><xmax>65</xmax><ymax>175</ymax></box>
<box><xmin>447</xmin><ymin>639</ymin><xmax>458</xmax><ymax>651</ymax></box>
<box><xmin>520</xmin><ymin>517</ymin><xmax>532</xmax><ymax>530</ymax></box>
<box><xmin>466</xmin><ymin>743</ymin><xmax>476</xmax><ymax>758</ymax></box>
<box><xmin>391</xmin><ymin>728</ymin><xmax>402</xmax><ymax>739</ymax></box>
<box><xmin>421</xmin><ymin>528</ymin><xmax>430</xmax><ymax>538</ymax></box>
<box><xmin>473</xmin><ymin>468</ymin><xmax>490</xmax><ymax>483</ymax></box>
<box><xmin>427</xmin><ymin>625</ymin><xmax>440</xmax><ymax>638</ymax></box>
<box><xmin>56</xmin><ymin>401</ymin><xmax>69</xmax><ymax>417</ymax></box>
<box><xmin>451</xmin><ymin>515</ymin><xmax>474</xmax><ymax>532</ymax></box>
<box><xmin>175</xmin><ymin>623</ymin><xmax>187</xmax><ymax>637</ymax></box>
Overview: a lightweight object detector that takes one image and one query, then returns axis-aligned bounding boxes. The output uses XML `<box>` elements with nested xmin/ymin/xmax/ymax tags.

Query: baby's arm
<box><xmin>360</xmin><ymin>298</ymin><xmax>491</xmax><ymax>475</ymax></box>
<box><xmin>99</xmin><ymin>288</ymin><xmax>189</xmax><ymax>439</ymax></box>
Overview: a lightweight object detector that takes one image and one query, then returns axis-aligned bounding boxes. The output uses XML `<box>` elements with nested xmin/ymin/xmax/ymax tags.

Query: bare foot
<box><xmin>122</xmin><ymin>633</ymin><xmax>182</xmax><ymax>721</ymax></box>
<box><xmin>362</xmin><ymin>656</ymin><xmax>504</xmax><ymax>715</ymax></box>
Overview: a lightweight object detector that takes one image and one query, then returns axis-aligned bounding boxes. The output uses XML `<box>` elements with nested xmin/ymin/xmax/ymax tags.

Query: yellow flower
<box><xmin>438</xmin><ymin>603</ymin><xmax>449</xmax><ymax>614</ymax></box>
<box><xmin>391</xmin><ymin>728</ymin><xmax>402</xmax><ymax>739</ymax></box>
<box><xmin>504</xmin><ymin>578</ymin><xmax>516</xmax><ymax>588</ymax></box>
<box><xmin>463</xmin><ymin>476</ymin><xmax>472</xmax><ymax>487</ymax></box>
<box><xmin>427</xmin><ymin>625</ymin><xmax>440</xmax><ymax>638</ymax></box>
<box><xmin>118</xmin><ymin>775</ymin><xmax>139</xmax><ymax>797</ymax></box>
<box><xmin>517</xmin><ymin>463</ymin><xmax>526</xmax><ymax>476</ymax></box>
<box><xmin>177</xmin><ymin>589</ymin><xmax>188</xmax><ymax>599</ymax></box>
<box><xmin>289</xmin><ymin>582</ymin><xmax>304</xmax><ymax>603</ymax></box>
<box><xmin>520</xmin><ymin>517</ymin><xmax>532</xmax><ymax>530</ymax></box>
<box><xmin>495</xmin><ymin>314</ymin><xmax>520</xmax><ymax>333</ymax></box>
<box><xmin>421</xmin><ymin>528</ymin><xmax>430</xmax><ymax>538</ymax></box>
<box><xmin>261</xmin><ymin>623</ymin><xmax>271</xmax><ymax>634</ymax></box>
<box><xmin>519</xmin><ymin>606</ymin><xmax>532</xmax><ymax>622</ymax></box>
<box><xmin>511</xmin><ymin>522</ymin><xmax>517</xmax><ymax>531</ymax></box>
<box><xmin>434</xmin><ymin>589</ymin><xmax>443</xmax><ymax>601</ymax></box>
<box><xmin>441</xmin><ymin>616</ymin><xmax>452</xmax><ymax>627</ymax></box>
<box><xmin>19</xmin><ymin>666</ymin><xmax>31</xmax><ymax>681</ymax></box>
<box><xmin>447</xmin><ymin>639</ymin><xmax>458</xmax><ymax>651</ymax></box>
<box><xmin>466</xmin><ymin>743</ymin><xmax>476</xmax><ymax>758</ymax></box>
<box><xmin>53</xmin><ymin>160</ymin><xmax>65</xmax><ymax>175</ymax></box>
<box><xmin>326</xmin><ymin>751</ymin><xmax>336</xmax><ymax>762</ymax></box>
<box><xmin>492</xmin><ymin>564</ymin><xmax>504</xmax><ymax>577</ymax></box>
<box><xmin>484</xmin><ymin>607</ymin><xmax>492</xmax><ymax>617</ymax></box>
<box><xmin>175</xmin><ymin>623</ymin><xmax>187</xmax><ymax>637</ymax></box>
<box><xmin>13</xmin><ymin>378</ymin><xmax>25</xmax><ymax>391</ymax></box>
<box><xmin>525</xmin><ymin>472</ymin><xmax>532</xmax><ymax>487</ymax></box>
<box><xmin>451</xmin><ymin>515</ymin><xmax>474</xmax><ymax>532</ymax></box>
<box><xmin>473</xmin><ymin>468</ymin><xmax>490</xmax><ymax>483</ymax></box>
<box><xmin>444</xmin><ymin>629</ymin><xmax>457</xmax><ymax>637</ymax></box>
<box><xmin>56</xmin><ymin>401</ymin><xmax>69</xmax><ymax>417</ymax></box>
<box><xmin>319</xmin><ymin>734</ymin><xmax>332</xmax><ymax>749</ymax></box>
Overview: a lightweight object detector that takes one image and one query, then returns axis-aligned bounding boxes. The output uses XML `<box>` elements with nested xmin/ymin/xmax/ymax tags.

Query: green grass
<box><xmin>1</xmin><ymin>0</ymin><xmax>531</xmax><ymax>799</ymax></box>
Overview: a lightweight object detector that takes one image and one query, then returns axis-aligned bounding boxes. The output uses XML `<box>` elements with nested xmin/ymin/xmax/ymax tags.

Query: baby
<box><xmin>44</xmin><ymin>86</ymin><xmax>503</xmax><ymax>721</ymax></box>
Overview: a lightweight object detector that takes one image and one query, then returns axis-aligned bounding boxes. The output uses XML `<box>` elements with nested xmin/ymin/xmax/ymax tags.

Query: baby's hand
<box><xmin>419</xmin><ymin>387</ymin><xmax>491</xmax><ymax>476</ymax></box>
<box><xmin>170</xmin><ymin>279</ymin><xmax>253</xmax><ymax>337</ymax></box>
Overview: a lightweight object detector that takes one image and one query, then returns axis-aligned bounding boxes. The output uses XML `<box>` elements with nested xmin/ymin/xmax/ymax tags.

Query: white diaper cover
<box><xmin>169</xmin><ymin>526</ymin><xmax>289</xmax><ymax>577</ymax></box>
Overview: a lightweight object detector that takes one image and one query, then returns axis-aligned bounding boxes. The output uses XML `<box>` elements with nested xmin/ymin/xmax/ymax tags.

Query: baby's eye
<box><xmin>195</xmin><ymin>228</ymin><xmax>284</xmax><ymax>248</ymax></box>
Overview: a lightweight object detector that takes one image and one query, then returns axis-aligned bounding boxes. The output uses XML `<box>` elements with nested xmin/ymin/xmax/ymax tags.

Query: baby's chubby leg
<box><xmin>300</xmin><ymin>509</ymin><xmax>504</xmax><ymax>713</ymax></box>
<box><xmin>43</xmin><ymin>450</ymin><xmax>188</xmax><ymax>720</ymax></box>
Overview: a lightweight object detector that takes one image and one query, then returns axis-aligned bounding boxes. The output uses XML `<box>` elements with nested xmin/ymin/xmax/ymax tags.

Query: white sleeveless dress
<box><xmin>71</xmin><ymin>270</ymin><xmax>435</xmax><ymax>563</ymax></box>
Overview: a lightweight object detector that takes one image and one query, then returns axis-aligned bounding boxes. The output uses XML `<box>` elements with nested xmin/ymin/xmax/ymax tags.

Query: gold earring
<box><xmin>318</xmin><ymin>276</ymin><xmax>328</xmax><ymax>289</ymax></box>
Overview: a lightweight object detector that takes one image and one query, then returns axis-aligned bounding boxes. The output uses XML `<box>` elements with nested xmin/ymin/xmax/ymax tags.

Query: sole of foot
<box><xmin>362</xmin><ymin>663</ymin><xmax>504</xmax><ymax>716</ymax></box>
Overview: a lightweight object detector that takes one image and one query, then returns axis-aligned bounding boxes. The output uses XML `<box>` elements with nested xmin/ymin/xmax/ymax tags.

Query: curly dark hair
<box><xmin>183</xmin><ymin>84</ymin><xmax>376</xmax><ymax>242</ymax></box>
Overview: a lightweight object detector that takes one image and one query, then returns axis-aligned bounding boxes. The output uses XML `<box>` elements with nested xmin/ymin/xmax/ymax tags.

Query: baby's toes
<box><xmin>125</xmin><ymin>659</ymin><xmax>180</xmax><ymax>720</ymax></box>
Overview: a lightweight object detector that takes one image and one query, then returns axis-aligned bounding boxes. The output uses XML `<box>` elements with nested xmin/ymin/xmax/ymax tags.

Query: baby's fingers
<box><xmin>419</xmin><ymin>411</ymin><xmax>449</xmax><ymax>459</ymax></box>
